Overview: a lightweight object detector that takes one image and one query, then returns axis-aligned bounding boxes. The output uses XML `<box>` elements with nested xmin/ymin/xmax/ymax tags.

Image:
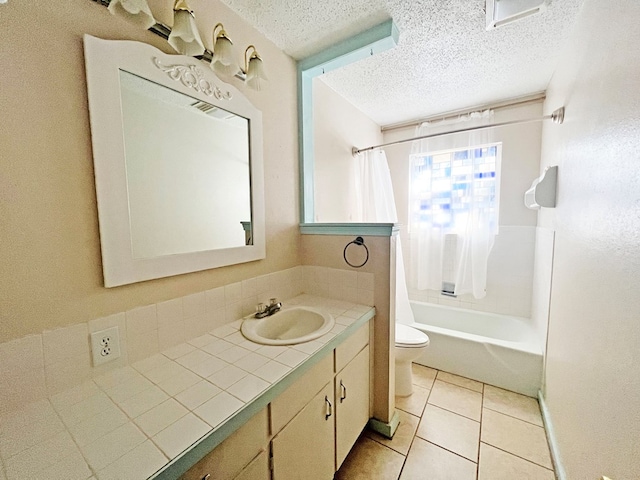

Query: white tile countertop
<box><xmin>0</xmin><ymin>295</ymin><xmax>374</xmax><ymax>480</ymax></box>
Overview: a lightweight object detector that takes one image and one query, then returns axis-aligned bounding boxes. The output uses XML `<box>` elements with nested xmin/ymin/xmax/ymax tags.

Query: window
<box><xmin>409</xmin><ymin>144</ymin><xmax>501</xmax><ymax>234</ymax></box>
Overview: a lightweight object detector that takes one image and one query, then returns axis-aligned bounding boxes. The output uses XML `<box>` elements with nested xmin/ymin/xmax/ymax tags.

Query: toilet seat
<box><xmin>395</xmin><ymin>323</ymin><xmax>430</xmax><ymax>348</ymax></box>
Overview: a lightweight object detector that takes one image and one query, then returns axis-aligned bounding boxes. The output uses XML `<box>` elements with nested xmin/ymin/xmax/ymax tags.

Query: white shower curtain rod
<box><xmin>351</xmin><ymin>107</ymin><xmax>565</xmax><ymax>156</ymax></box>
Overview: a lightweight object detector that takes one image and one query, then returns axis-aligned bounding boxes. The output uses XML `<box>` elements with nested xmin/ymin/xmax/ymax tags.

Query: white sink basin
<box><xmin>241</xmin><ymin>306</ymin><xmax>335</xmax><ymax>345</ymax></box>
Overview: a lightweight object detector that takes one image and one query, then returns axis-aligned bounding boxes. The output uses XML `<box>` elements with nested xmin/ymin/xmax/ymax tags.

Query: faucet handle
<box><xmin>256</xmin><ymin>303</ymin><xmax>267</xmax><ymax>314</ymax></box>
<box><xmin>269</xmin><ymin>298</ymin><xmax>279</xmax><ymax>306</ymax></box>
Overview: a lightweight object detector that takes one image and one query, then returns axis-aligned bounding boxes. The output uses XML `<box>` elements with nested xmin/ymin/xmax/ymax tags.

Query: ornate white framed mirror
<box><xmin>84</xmin><ymin>35</ymin><xmax>265</xmax><ymax>287</ymax></box>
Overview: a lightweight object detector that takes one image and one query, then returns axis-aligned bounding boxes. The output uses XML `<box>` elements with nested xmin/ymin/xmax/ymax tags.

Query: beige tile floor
<box><xmin>336</xmin><ymin>364</ymin><xmax>555</xmax><ymax>480</ymax></box>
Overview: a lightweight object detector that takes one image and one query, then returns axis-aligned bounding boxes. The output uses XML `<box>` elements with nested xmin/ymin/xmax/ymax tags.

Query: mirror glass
<box><xmin>84</xmin><ymin>35</ymin><xmax>265</xmax><ymax>287</ymax></box>
<box><xmin>119</xmin><ymin>70</ymin><xmax>252</xmax><ymax>258</ymax></box>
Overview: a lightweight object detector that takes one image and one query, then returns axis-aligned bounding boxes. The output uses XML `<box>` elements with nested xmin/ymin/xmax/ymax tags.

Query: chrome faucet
<box><xmin>255</xmin><ymin>298</ymin><xmax>282</xmax><ymax>318</ymax></box>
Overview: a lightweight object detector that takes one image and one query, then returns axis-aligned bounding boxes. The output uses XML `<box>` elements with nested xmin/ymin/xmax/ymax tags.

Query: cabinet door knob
<box><xmin>325</xmin><ymin>395</ymin><xmax>333</xmax><ymax>419</ymax></box>
<box><xmin>340</xmin><ymin>380</ymin><xmax>347</xmax><ymax>403</ymax></box>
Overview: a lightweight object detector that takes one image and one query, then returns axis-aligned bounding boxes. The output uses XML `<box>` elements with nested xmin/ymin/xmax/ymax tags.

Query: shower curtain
<box><xmin>408</xmin><ymin>110</ymin><xmax>498</xmax><ymax>299</ymax></box>
<box><xmin>355</xmin><ymin>149</ymin><xmax>415</xmax><ymax>325</ymax></box>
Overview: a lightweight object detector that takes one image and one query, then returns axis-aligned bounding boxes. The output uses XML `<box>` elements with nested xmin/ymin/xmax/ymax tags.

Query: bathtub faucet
<box><xmin>255</xmin><ymin>298</ymin><xmax>282</xmax><ymax>318</ymax></box>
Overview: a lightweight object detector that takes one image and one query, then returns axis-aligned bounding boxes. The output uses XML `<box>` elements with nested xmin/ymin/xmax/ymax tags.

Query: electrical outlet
<box><xmin>90</xmin><ymin>326</ymin><xmax>121</xmax><ymax>366</ymax></box>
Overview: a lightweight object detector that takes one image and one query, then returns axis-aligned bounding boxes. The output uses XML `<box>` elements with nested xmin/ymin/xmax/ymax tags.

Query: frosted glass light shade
<box><xmin>168</xmin><ymin>9</ymin><xmax>205</xmax><ymax>56</ymax></box>
<box><xmin>246</xmin><ymin>56</ymin><xmax>268</xmax><ymax>91</ymax></box>
<box><xmin>211</xmin><ymin>36</ymin><xmax>238</xmax><ymax>76</ymax></box>
<box><xmin>107</xmin><ymin>0</ymin><xmax>156</xmax><ymax>29</ymax></box>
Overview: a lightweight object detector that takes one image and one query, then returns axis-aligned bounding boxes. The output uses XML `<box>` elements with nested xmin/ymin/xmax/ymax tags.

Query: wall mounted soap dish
<box><xmin>524</xmin><ymin>165</ymin><xmax>558</xmax><ymax>209</ymax></box>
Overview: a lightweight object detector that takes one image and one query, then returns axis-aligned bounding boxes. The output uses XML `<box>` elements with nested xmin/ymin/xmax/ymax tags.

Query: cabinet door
<box><xmin>271</xmin><ymin>354</ymin><xmax>333</xmax><ymax>435</ymax></box>
<box><xmin>335</xmin><ymin>345</ymin><xmax>370</xmax><ymax>469</ymax></box>
<box><xmin>271</xmin><ymin>382</ymin><xmax>335</xmax><ymax>480</ymax></box>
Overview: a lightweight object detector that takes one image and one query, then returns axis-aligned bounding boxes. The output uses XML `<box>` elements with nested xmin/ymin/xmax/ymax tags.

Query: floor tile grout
<box><xmin>481</xmin><ymin>405</ymin><xmax>544</xmax><ymax>428</ymax></box>
<box><xmin>476</xmin><ymin>375</ymin><xmax>487</xmax><ymax>478</ymax></box>
<box><xmin>423</xmin><ymin>402</ymin><xmax>481</xmax><ymax>425</ymax></box>
<box><xmin>424</xmin><ymin>401</ymin><xmax>481</xmax><ymax>423</ymax></box>
<box><xmin>417</xmin><ymin>438</ymin><xmax>479</xmax><ymax>465</ymax></box>
<box><xmin>416</xmin><ymin>382</ymin><xmax>482</xmax><ymax>466</ymax></box>
<box><xmin>433</xmin><ymin>376</ymin><xmax>484</xmax><ymax>394</ymax></box>
<box><xmin>479</xmin><ymin>441</ymin><xmax>555</xmax><ymax>472</ymax></box>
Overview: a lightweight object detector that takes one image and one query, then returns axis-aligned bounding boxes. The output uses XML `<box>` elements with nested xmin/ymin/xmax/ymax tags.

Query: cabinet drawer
<box><xmin>335</xmin><ymin>321</ymin><xmax>370</xmax><ymax>374</ymax></box>
<box><xmin>270</xmin><ymin>353</ymin><xmax>333</xmax><ymax>434</ymax></box>
<box><xmin>180</xmin><ymin>408</ymin><xmax>269</xmax><ymax>480</ymax></box>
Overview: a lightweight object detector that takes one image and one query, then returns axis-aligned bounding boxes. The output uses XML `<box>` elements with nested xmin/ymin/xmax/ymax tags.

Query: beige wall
<box><xmin>301</xmin><ymin>234</ymin><xmax>395</xmax><ymax>423</ymax></box>
<box><xmin>0</xmin><ymin>0</ymin><xmax>299</xmax><ymax>343</ymax></box>
<box><xmin>539</xmin><ymin>1</ymin><xmax>640</xmax><ymax>478</ymax></box>
<box><xmin>312</xmin><ymin>78</ymin><xmax>383</xmax><ymax>222</ymax></box>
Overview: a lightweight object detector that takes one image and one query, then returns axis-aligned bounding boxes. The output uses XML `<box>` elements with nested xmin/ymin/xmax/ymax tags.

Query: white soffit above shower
<box><xmin>218</xmin><ymin>0</ymin><xmax>584</xmax><ymax>126</ymax></box>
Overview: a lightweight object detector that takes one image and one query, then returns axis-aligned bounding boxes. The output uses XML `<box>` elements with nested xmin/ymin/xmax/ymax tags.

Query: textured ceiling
<box><xmin>219</xmin><ymin>0</ymin><xmax>584</xmax><ymax>125</ymax></box>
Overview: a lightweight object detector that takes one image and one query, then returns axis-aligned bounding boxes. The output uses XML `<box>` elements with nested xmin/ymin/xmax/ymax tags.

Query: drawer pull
<box><xmin>325</xmin><ymin>396</ymin><xmax>333</xmax><ymax>419</ymax></box>
<box><xmin>340</xmin><ymin>380</ymin><xmax>347</xmax><ymax>402</ymax></box>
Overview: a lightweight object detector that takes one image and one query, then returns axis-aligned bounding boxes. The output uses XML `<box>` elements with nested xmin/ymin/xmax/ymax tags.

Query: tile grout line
<box><xmin>424</xmin><ymin>401</ymin><xmax>481</xmax><ymax>423</ymax></box>
<box><xmin>364</xmin><ymin>433</ymin><xmax>408</xmax><ymax>458</ymax></box>
<box><xmin>48</xmin><ymin>396</ymin><xmax>100</xmax><ymax>480</ymax></box>
<box><xmin>421</xmin><ymin>402</ymin><xmax>481</xmax><ymax>426</ymax></box>
<box><xmin>89</xmin><ymin>383</ymin><xmax>161</xmax><ymax>476</ymax></box>
<box><xmin>481</xmin><ymin>405</ymin><xmax>545</xmax><ymax>428</ymax></box>
<box><xmin>413</xmin><ymin>378</ymin><xmax>482</xmax><ymax>466</ymax></box>
<box><xmin>396</xmin><ymin>375</ymin><xmax>483</xmax><ymax>468</ymax></box>
<box><xmin>479</xmin><ymin>441</ymin><xmax>555</xmax><ymax>472</ymax></box>
<box><xmin>476</xmin><ymin>381</ymin><xmax>485</xmax><ymax>479</ymax></box>
<box><xmin>422</xmin><ymin>439</ymin><xmax>480</xmax><ymax>466</ymax></box>
<box><xmin>434</xmin><ymin>374</ymin><xmax>484</xmax><ymax>394</ymax></box>
<box><xmin>478</xmin><ymin>381</ymin><xmax>555</xmax><ymax>474</ymax></box>
<box><xmin>403</xmin><ymin>373</ymin><xmax>481</xmax><ymax>475</ymax></box>
<box><xmin>393</xmin><ymin>374</ymin><xmax>435</xmax><ymax>480</ymax></box>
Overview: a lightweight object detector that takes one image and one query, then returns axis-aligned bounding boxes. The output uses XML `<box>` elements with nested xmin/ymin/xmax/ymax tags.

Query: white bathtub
<box><xmin>409</xmin><ymin>301</ymin><xmax>543</xmax><ymax>397</ymax></box>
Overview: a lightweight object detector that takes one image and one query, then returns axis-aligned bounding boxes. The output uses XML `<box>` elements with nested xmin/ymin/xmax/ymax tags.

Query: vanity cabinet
<box><xmin>180</xmin><ymin>321</ymin><xmax>371</xmax><ymax>480</ymax></box>
<box><xmin>272</xmin><ymin>322</ymin><xmax>371</xmax><ymax>477</ymax></box>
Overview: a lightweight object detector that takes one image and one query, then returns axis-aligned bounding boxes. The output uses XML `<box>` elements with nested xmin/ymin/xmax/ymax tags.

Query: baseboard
<box><xmin>368</xmin><ymin>410</ymin><xmax>401</xmax><ymax>439</ymax></box>
<box><xmin>538</xmin><ymin>390</ymin><xmax>566</xmax><ymax>480</ymax></box>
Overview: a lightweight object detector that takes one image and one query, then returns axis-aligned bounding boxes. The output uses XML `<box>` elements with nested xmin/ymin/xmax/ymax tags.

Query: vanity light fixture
<box><xmin>242</xmin><ymin>45</ymin><xmax>268</xmax><ymax>91</ymax></box>
<box><xmin>92</xmin><ymin>0</ymin><xmax>267</xmax><ymax>90</ymax></box>
<box><xmin>107</xmin><ymin>0</ymin><xmax>156</xmax><ymax>29</ymax></box>
<box><xmin>167</xmin><ymin>0</ymin><xmax>205</xmax><ymax>57</ymax></box>
<box><xmin>210</xmin><ymin>23</ymin><xmax>238</xmax><ymax>76</ymax></box>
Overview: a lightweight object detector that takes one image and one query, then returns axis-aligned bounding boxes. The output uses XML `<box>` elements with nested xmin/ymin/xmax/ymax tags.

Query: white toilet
<box><xmin>395</xmin><ymin>323</ymin><xmax>430</xmax><ymax>397</ymax></box>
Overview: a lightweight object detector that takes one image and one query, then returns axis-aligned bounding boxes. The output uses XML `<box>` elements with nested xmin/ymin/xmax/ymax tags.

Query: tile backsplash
<box><xmin>0</xmin><ymin>265</ymin><xmax>375</xmax><ymax>416</ymax></box>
